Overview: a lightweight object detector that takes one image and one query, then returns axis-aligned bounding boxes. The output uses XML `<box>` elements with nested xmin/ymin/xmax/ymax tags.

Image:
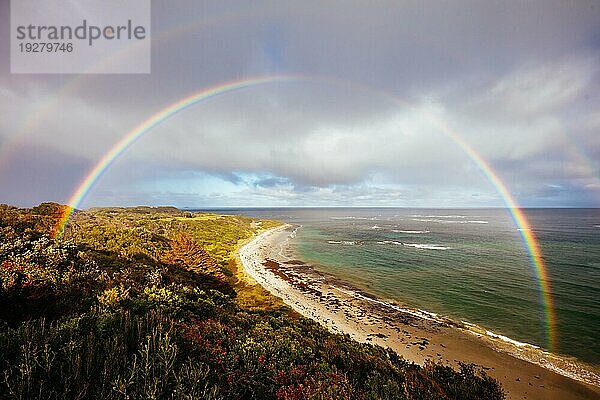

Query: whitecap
<box><xmin>411</xmin><ymin>218</ymin><xmax>444</xmax><ymax>223</ymax></box>
<box><xmin>412</xmin><ymin>214</ymin><xmax>469</xmax><ymax>219</ymax></box>
<box><xmin>411</xmin><ymin>218</ymin><xmax>487</xmax><ymax>224</ymax></box>
<box><xmin>377</xmin><ymin>241</ymin><xmax>450</xmax><ymax>250</ymax></box>
<box><xmin>328</xmin><ymin>240</ymin><xmax>359</xmax><ymax>245</ymax></box>
<box><xmin>403</xmin><ymin>243</ymin><xmax>451</xmax><ymax>250</ymax></box>
<box><xmin>379</xmin><ymin>240</ymin><xmax>403</xmax><ymax>245</ymax></box>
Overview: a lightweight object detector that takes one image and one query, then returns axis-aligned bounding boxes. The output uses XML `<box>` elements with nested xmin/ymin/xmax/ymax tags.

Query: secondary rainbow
<box><xmin>52</xmin><ymin>75</ymin><xmax>556</xmax><ymax>352</ymax></box>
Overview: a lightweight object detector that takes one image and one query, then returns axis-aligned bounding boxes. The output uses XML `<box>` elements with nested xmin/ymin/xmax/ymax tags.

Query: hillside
<box><xmin>0</xmin><ymin>203</ymin><xmax>504</xmax><ymax>399</ymax></box>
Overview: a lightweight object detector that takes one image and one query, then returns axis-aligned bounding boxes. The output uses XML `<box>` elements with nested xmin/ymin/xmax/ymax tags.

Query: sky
<box><xmin>0</xmin><ymin>0</ymin><xmax>599</xmax><ymax>208</ymax></box>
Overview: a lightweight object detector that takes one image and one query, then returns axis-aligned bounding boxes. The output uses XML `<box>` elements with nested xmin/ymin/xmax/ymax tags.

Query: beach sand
<box><xmin>239</xmin><ymin>225</ymin><xmax>600</xmax><ymax>400</ymax></box>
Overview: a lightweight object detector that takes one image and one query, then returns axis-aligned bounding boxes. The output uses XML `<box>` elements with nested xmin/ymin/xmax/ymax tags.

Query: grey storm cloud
<box><xmin>0</xmin><ymin>144</ymin><xmax>91</xmax><ymax>205</ymax></box>
<box><xmin>0</xmin><ymin>0</ymin><xmax>599</xmax><ymax>207</ymax></box>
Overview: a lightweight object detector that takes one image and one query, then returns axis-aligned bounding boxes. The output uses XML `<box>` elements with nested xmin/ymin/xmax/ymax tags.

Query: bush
<box><xmin>0</xmin><ymin>204</ymin><xmax>505</xmax><ymax>399</ymax></box>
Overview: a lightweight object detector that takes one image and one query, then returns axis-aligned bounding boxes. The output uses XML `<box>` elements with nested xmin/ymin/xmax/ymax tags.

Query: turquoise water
<box><xmin>208</xmin><ymin>208</ymin><xmax>600</xmax><ymax>366</ymax></box>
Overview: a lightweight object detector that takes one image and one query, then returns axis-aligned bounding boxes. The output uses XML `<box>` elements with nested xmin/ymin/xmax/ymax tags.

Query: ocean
<box><xmin>204</xmin><ymin>208</ymin><xmax>600</xmax><ymax>367</ymax></box>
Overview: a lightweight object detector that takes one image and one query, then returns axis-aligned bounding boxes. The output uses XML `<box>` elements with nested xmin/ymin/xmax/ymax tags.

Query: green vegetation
<box><xmin>0</xmin><ymin>203</ymin><xmax>504</xmax><ymax>399</ymax></box>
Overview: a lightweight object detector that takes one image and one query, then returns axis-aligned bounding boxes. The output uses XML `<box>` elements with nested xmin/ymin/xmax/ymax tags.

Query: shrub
<box><xmin>0</xmin><ymin>204</ymin><xmax>505</xmax><ymax>399</ymax></box>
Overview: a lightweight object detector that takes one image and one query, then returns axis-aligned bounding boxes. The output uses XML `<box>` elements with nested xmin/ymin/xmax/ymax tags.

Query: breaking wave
<box><xmin>328</xmin><ymin>240</ymin><xmax>362</xmax><ymax>246</ymax></box>
<box><xmin>412</xmin><ymin>218</ymin><xmax>488</xmax><ymax>224</ymax></box>
<box><xmin>376</xmin><ymin>241</ymin><xmax>451</xmax><ymax>250</ymax></box>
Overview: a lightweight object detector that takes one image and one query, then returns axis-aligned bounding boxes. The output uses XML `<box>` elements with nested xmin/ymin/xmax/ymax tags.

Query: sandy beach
<box><xmin>239</xmin><ymin>225</ymin><xmax>600</xmax><ymax>400</ymax></box>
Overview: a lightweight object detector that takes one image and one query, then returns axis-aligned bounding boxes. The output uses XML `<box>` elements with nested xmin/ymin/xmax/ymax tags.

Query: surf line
<box><xmin>52</xmin><ymin>74</ymin><xmax>556</xmax><ymax>352</ymax></box>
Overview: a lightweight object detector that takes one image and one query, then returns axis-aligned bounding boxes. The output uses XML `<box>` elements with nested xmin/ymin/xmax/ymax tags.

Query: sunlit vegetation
<box><xmin>0</xmin><ymin>203</ymin><xmax>504</xmax><ymax>399</ymax></box>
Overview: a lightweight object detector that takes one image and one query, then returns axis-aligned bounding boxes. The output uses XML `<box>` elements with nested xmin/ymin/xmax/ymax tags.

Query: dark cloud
<box><xmin>0</xmin><ymin>144</ymin><xmax>91</xmax><ymax>206</ymax></box>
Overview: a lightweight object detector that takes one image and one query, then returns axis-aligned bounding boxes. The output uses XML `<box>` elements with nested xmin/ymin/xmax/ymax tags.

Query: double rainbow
<box><xmin>52</xmin><ymin>75</ymin><xmax>555</xmax><ymax>351</ymax></box>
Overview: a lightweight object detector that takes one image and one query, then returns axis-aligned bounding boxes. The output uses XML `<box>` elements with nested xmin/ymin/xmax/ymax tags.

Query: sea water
<box><xmin>204</xmin><ymin>208</ymin><xmax>600</xmax><ymax>367</ymax></box>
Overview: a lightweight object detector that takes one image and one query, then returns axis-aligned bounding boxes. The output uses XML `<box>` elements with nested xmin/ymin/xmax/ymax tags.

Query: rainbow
<box><xmin>52</xmin><ymin>75</ymin><xmax>555</xmax><ymax>351</ymax></box>
<box><xmin>438</xmin><ymin>128</ymin><xmax>556</xmax><ymax>352</ymax></box>
<box><xmin>52</xmin><ymin>75</ymin><xmax>303</xmax><ymax>237</ymax></box>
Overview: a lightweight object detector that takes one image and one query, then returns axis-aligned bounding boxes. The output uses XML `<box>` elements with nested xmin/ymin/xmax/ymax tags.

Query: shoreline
<box><xmin>239</xmin><ymin>224</ymin><xmax>600</xmax><ymax>400</ymax></box>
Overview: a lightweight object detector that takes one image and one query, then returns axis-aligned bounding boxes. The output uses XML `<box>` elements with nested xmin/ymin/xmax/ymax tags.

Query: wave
<box><xmin>279</xmin><ymin>225</ymin><xmax>303</xmax><ymax>259</ymax></box>
<box><xmin>411</xmin><ymin>214</ymin><xmax>470</xmax><ymax>218</ymax></box>
<box><xmin>328</xmin><ymin>240</ymin><xmax>362</xmax><ymax>246</ymax></box>
<box><xmin>403</xmin><ymin>243</ymin><xmax>451</xmax><ymax>250</ymax></box>
<box><xmin>329</xmin><ymin>216</ymin><xmax>374</xmax><ymax>220</ymax></box>
<box><xmin>461</xmin><ymin>326</ymin><xmax>600</xmax><ymax>386</ymax></box>
<box><xmin>371</xmin><ymin>225</ymin><xmax>382</xmax><ymax>230</ymax></box>
<box><xmin>391</xmin><ymin>230</ymin><xmax>430</xmax><ymax>234</ymax></box>
<box><xmin>376</xmin><ymin>241</ymin><xmax>450</xmax><ymax>250</ymax></box>
<box><xmin>331</xmin><ymin>285</ymin><xmax>441</xmax><ymax>322</ymax></box>
<box><xmin>288</xmin><ymin>225</ymin><xmax>301</xmax><ymax>239</ymax></box>
<box><xmin>412</xmin><ymin>218</ymin><xmax>488</xmax><ymax>224</ymax></box>
<box><xmin>485</xmin><ymin>330</ymin><xmax>540</xmax><ymax>348</ymax></box>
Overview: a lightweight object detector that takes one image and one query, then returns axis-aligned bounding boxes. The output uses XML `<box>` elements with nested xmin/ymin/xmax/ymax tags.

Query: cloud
<box><xmin>0</xmin><ymin>1</ymin><xmax>599</xmax><ymax>207</ymax></box>
<box><xmin>489</xmin><ymin>57</ymin><xmax>595</xmax><ymax>116</ymax></box>
<box><xmin>0</xmin><ymin>144</ymin><xmax>90</xmax><ymax>206</ymax></box>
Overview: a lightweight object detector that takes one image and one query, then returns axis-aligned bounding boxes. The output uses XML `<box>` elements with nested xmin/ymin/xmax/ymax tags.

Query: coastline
<box><xmin>239</xmin><ymin>224</ymin><xmax>600</xmax><ymax>400</ymax></box>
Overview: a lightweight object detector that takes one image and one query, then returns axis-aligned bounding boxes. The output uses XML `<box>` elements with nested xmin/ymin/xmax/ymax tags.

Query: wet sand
<box><xmin>239</xmin><ymin>225</ymin><xmax>600</xmax><ymax>400</ymax></box>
